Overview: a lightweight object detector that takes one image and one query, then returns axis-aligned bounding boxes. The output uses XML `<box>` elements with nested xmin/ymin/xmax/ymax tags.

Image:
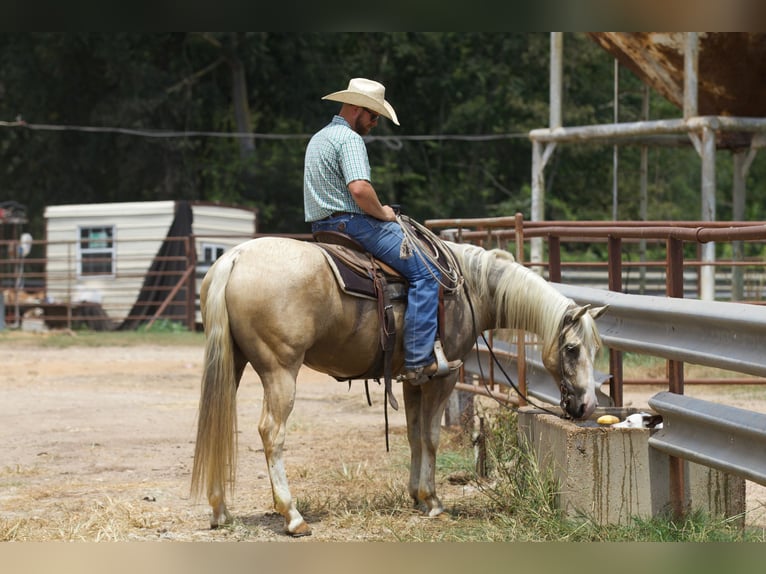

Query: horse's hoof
<box><xmin>412</xmin><ymin>500</ymin><xmax>428</xmax><ymax>514</ymax></box>
<box><xmin>210</xmin><ymin>509</ymin><xmax>232</xmax><ymax>529</ymax></box>
<box><xmin>287</xmin><ymin>521</ymin><xmax>312</xmax><ymax>537</ymax></box>
<box><xmin>427</xmin><ymin>506</ymin><xmax>444</xmax><ymax>518</ymax></box>
<box><xmin>210</xmin><ymin>519</ymin><xmax>232</xmax><ymax>530</ymax></box>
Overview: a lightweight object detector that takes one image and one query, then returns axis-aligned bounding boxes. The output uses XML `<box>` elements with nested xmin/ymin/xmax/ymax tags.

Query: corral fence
<box><xmin>1</xmin><ymin>233</ymin><xmax>315</xmax><ymax>331</ymax></box>
<box><xmin>427</xmin><ymin>213</ymin><xmax>766</xmax><ymax>517</ymax></box>
<box><xmin>4</xmin><ymin>216</ymin><xmax>766</xmax><ymax>516</ymax></box>
<box><xmin>426</xmin><ymin>213</ymin><xmax>766</xmax><ymax>403</ymax></box>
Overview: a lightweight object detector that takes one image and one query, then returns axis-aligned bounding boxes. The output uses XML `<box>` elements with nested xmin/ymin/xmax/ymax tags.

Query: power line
<box><xmin>1</xmin><ymin>118</ymin><xmax>530</xmax><ymax>143</ymax></box>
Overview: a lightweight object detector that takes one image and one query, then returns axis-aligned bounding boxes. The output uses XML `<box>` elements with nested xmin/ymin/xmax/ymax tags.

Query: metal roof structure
<box><xmin>587</xmin><ymin>33</ymin><xmax>766</xmax><ymax>120</ymax></box>
<box><xmin>529</xmin><ymin>33</ymin><xmax>766</xmax><ymax>300</ymax></box>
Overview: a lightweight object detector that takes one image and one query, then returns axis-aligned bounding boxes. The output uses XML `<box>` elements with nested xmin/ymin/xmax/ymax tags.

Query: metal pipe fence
<box><xmin>427</xmin><ymin>213</ymin><xmax>766</xmax><ymax>400</ymax></box>
<box><xmin>1</xmin><ymin>234</ymin><xmax>254</xmax><ymax>331</ymax></box>
<box><xmin>428</xmin><ymin>214</ymin><xmax>766</xmax><ymax>516</ymax></box>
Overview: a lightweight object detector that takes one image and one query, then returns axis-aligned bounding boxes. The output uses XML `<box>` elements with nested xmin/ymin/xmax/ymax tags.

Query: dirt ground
<box><xmin>0</xmin><ymin>336</ymin><xmax>469</xmax><ymax>541</ymax></box>
<box><xmin>2</xmin><ymin>334</ymin><xmax>765</xmax><ymax>541</ymax></box>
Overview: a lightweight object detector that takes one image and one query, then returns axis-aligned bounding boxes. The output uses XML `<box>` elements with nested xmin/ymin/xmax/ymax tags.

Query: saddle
<box><xmin>314</xmin><ymin>230</ymin><xmax>407</xmax><ymax>301</ymax></box>
<box><xmin>314</xmin><ymin>230</ymin><xmax>404</xmax><ymax>412</ymax></box>
<box><xmin>313</xmin><ymin>227</ymin><xmax>461</xmax><ymax>415</ymax></box>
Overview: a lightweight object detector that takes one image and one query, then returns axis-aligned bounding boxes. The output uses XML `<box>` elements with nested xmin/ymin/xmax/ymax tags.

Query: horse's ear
<box><xmin>588</xmin><ymin>305</ymin><xmax>609</xmax><ymax>320</ymax></box>
<box><xmin>563</xmin><ymin>305</ymin><xmax>589</xmax><ymax>331</ymax></box>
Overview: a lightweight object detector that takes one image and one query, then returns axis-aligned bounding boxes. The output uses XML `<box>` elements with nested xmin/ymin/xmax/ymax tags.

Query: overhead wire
<box><xmin>0</xmin><ymin>118</ymin><xmax>529</xmax><ymax>143</ymax></box>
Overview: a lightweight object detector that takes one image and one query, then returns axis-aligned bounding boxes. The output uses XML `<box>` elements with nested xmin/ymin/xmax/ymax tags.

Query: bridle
<box><xmin>463</xmin><ymin>282</ymin><xmax>562</xmax><ymax>418</ymax></box>
<box><xmin>395</xmin><ymin>217</ymin><xmax>580</xmax><ymax>419</ymax></box>
<box><xmin>557</xmin><ymin>319</ymin><xmax>579</xmax><ymax>419</ymax></box>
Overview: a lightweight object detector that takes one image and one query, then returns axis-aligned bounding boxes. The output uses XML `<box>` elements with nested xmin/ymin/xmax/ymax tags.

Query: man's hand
<box><xmin>348</xmin><ymin>180</ymin><xmax>397</xmax><ymax>222</ymax></box>
<box><xmin>380</xmin><ymin>205</ymin><xmax>397</xmax><ymax>222</ymax></box>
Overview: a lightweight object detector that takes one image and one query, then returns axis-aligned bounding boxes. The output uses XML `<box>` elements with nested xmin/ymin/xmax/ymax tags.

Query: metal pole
<box><xmin>550</xmin><ymin>32</ymin><xmax>563</xmax><ymax>130</ymax></box>
<box><xmin>683</xmin><ymin>33</ymin><xmax>698</xmax><ymax>120</ymax></box>
<box><xmin>639</xmin><ymin>84</ymin><xmax>649</xmax><ymax>294</ymax></box>
<box><xmin>700</xmin><ymin>125</ymin><xmax>717</xmax><ymax>301</ymax></box>
<box><xmin>186</xmin><ymin>235</ymin><xmax>197</xmax><ymax>330</ymax></box>
<box><xmin>731</xmin><ymin>147</ymin><xmax>758</xmax><ymax>301</ymax></box>
<box><xmin>684</xmin><ymin>31</ymin><xmax>716</xmax><ymax>301</ymax></box>
<box><xmin>530</xmin><ymin>33</ymin><xmax>563</xmax><ymax>269</ymax></box>
<box><xmin>608</xmin><ymin>236</ymin><xmax>623</xmax><ymax>406</ymax></box>
<box><xmin>547</xmin><ymin>236</ymin><xmax>561</xmax><ymax>283</ymax></box>
<box><xmin>666</xmin><ymin>235</ymin><xmax>686</xmax><ymax>520</ymax></box>
<box><xmin>531</xmin><ymin>139</ymin><xmax>544</xmax><ymax>268</ymax></box>
<box><xmin>732</xmin><ymin>151</ymin><xmax>746</xmax><ymax>301</ymax></box>
<box><xmin>612</xmin><ymin>58</ymin><xmax>619</xmax><ymax>220</ymax></box>
<box><xmin>514</xmin><ymin>213</ymin><xmax>527</xmax><ymax>406</ymax></box>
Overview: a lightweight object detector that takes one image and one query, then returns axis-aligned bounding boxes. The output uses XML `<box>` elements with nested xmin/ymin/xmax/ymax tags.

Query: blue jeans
<box><xmin>312</xmin><ymin>213</ymin><xmax>440</xmax><ymax>369</ymax></box>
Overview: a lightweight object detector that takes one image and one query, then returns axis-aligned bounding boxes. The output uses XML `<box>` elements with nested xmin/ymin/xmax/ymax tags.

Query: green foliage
<box><xmin>2</xmin><ymin>33</ymin><xmax>762</xmax><ymax>239</ymax></box>
<box><xmin>136</xmin><ymin>319</ymin><xmax>188</xmax><ymax>333</ymax></box>
<box><xmin>0</xmin><ymin>330</ymin><xmax>204</xmax><ymax>348</ymax></box>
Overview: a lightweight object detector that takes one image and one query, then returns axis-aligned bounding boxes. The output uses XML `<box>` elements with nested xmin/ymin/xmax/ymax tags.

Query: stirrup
<box><xmin>433</xmin><ymin>339</ymin><xmax>461</xmax><ymax>376</ymax></box>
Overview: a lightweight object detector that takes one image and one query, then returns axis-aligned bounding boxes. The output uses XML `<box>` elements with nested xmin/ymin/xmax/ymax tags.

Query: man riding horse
<box><xmin>303</xmin><ymin>77</ymin><xmax>461</xmax><ymax>385</ymax></box>
<box><xmin>189</xmin><ymin>78</ymin><xmax>608</xmax><ymax>536</ymax></box>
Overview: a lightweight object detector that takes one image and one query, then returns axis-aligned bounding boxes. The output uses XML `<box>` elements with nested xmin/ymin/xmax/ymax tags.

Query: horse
<box><xmin>191</xmin><ymin>235</ymin><xmax>607</xmax><ymax>536</ymax></box>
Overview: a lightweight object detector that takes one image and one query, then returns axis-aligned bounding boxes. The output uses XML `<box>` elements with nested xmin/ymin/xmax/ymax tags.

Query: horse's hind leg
<box><xmin>208</xmin><ymin>485</ymin><xmax>232</xmax><ymax>528</ymax></box>
<box><xmin>258</xmin><ymin>366</ymin><xmax>311</xmax><ymax>537</ymax></box>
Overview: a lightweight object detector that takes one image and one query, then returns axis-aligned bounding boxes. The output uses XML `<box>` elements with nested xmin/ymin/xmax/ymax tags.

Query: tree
<box><xmin>2</xmin><ymin>33</ymin><xmax>760</xmax><ymax>238</ymax></box>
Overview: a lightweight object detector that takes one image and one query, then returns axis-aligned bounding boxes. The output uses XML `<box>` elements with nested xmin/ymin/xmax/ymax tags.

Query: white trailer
<box><xmin>44</xmin><ymin>200</ymin><xmax>257</xmax><ymax>327</ymax></box>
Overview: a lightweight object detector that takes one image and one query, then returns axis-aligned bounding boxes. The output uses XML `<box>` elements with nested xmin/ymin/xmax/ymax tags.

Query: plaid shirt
<box><xmin>304</xmin><ymin>115</ymin><xmax>370</xmax><ymax>222</ymax></box>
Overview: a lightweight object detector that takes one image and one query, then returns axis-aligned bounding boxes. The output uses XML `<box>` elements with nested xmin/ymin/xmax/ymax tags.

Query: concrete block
<box><xmin>517</xmin><ymin>406</ymin><xmax>746</xmax><ymax>525</ymax></box>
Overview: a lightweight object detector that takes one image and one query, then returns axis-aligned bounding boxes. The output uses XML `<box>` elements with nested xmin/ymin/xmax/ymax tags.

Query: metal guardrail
<box><xmin>434</xmin><ymin>216</ymin><xmax>766</xmax><ymax>515</ymax></box>
<box><xmin>457</xmin><ymin>283</ymin><xmax>766</xmax><ymax>500</ymax></box>
<box><xmin>649</xmin><ymin>391</ymin><xmax>766</xmax><ymax>487</ymax></box>
<box><xmin>461</xmin><ymin>283</ymin><xmax>766</xmax><ymax>400</ymax></box>
<box><xmin>460</xmin><ymin>339</ymin><xmax>612</xmax><ymax>408</ymax></box>
<box><xmin>553</xmin><ymin>283</ymin><xmax>766</xmax><ymax>378</ymax></box>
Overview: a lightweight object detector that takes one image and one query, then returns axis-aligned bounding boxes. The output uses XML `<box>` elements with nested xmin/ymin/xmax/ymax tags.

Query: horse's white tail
<box><xmin>190</xmin><ymin>249</ymin><xmax>240</xmax><ymax>503</ymax></box>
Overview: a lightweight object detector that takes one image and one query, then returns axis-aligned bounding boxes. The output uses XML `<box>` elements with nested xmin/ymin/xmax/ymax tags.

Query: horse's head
<box><xmin>544</xmin><ymin>304</ymin><xmax>608</xmax><ymax>420</ymax></box>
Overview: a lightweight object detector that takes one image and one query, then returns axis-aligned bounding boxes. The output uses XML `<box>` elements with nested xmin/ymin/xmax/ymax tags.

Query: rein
<box><xmin>396</xmin><ymin>214</ymin><xmax>464</xmax><ymax>292</ymax></box>
<box><xmin>557</xmin><ymin>320</ymin><xmax>578</xmax><ymax>419</ymax></box>
<box><xmin>461</xmin><ymin>267</ymin><xmax>562</xmax><ymax>418</ymax></box>
<box><xmin>385</xmin><ymin>219</ymin><xmax>563</xmax><ymax>434</ymax></box>
<box><xmin>393</xmin><ymin>217</ymin><xmax>562</xmax><ymax>416</ymax></box>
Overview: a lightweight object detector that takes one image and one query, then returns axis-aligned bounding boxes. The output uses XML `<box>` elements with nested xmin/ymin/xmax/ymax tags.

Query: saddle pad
<box><xmin>317</xmin><ymin>243</ymin><xmax>406</xmax><ymax>301</ymax></box>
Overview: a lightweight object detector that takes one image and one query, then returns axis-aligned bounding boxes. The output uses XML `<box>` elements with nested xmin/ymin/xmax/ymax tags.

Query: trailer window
<box><xmin>201</xmin><ymin>243</ymin><xmax>226</xmax><ymax>264</ymax></box>
<box><xmin>79</xmin><ymin>226</ymin><xmax>115</xmax><ymax>276</ymax></box>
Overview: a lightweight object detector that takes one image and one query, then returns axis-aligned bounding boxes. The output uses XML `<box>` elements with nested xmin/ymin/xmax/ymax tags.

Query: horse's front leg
<box><xmin>403</xmin><ymin>375</ymin><xmax>458</xmax><ymax>516</ymax></box>
<box><xmin>403</xmin><ymin>382</ymin><xmax>425</xmax><ymax>511</ymax></box>
<box><xmin>258</xmin><ymin>368</ymin><xmax>311</xmax><ymax>537</ymax></box>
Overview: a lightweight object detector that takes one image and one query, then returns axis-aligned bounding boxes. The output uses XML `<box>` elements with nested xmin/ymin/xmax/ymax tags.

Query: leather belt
<box><xmin>322</xmin><ymin>211</ymin><xmax>354</xmax><ymax>220</ymax></box>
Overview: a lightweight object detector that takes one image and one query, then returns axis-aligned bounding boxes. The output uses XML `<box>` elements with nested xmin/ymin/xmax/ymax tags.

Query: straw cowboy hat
<box><xmin>322</xmin><ymin>78</ymin><xmax>400</xmax><ymax>126</ymax></box>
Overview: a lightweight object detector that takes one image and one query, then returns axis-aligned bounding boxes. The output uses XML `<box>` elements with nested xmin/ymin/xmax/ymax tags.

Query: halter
<box><xmin>394</xmin><ymin>223</ymin><xmax>574</xmax><ymax>419</ymax></box>
<box><xmin>463</xmin><ymin>282</ymin><xmax>562</xmax><ymax>418</ymax></box>
<box><xmin>557</xmin><ymin>315</ymin><xmax>579</xmax><ymax>419</ymax></box>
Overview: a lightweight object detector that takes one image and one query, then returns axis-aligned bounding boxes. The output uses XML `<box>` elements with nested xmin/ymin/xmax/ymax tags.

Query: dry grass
<box><xmin>1</xmin><ymin>409</ymin><xmax>760</xmax><ymax>542</ymax></box>
<box><xmin>2</xmin><ymin>333</ymin><xmax>765</xmax><ymax>542</ymax></box>
<box><xmin>0</xmin><ymin>419</ymin><xmax>499</xmax><ymax>542</ymax></box>
<box><xmin>3</xmin><ymin>496</ymin><xmax>164</xmax><ymax>541</ymax></box>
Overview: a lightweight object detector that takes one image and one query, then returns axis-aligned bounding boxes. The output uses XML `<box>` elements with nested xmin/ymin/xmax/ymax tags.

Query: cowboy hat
<box><xmin>322</xmin><ymin>78</ymin><xmax>399</xmax><ymax>126</ymax></box>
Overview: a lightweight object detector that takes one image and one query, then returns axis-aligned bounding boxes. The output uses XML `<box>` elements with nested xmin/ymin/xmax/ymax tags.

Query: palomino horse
<box><xmin>191</xmin><ymin>236</ymin><xmax>607</xmax><ymax>536</ymax></box>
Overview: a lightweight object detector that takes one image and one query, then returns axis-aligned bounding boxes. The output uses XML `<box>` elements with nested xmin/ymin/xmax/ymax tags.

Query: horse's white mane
<box><xmin>452</xmin><ymin>243</ymin><xmax>600</xmax><ymax>356</ymax></box>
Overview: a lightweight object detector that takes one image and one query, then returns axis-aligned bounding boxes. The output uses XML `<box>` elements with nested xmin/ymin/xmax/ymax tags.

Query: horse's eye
<box><xmin>565</xmin><ymin>344</ymin><xmax>580</xmax><ymax>359</ymax></box>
